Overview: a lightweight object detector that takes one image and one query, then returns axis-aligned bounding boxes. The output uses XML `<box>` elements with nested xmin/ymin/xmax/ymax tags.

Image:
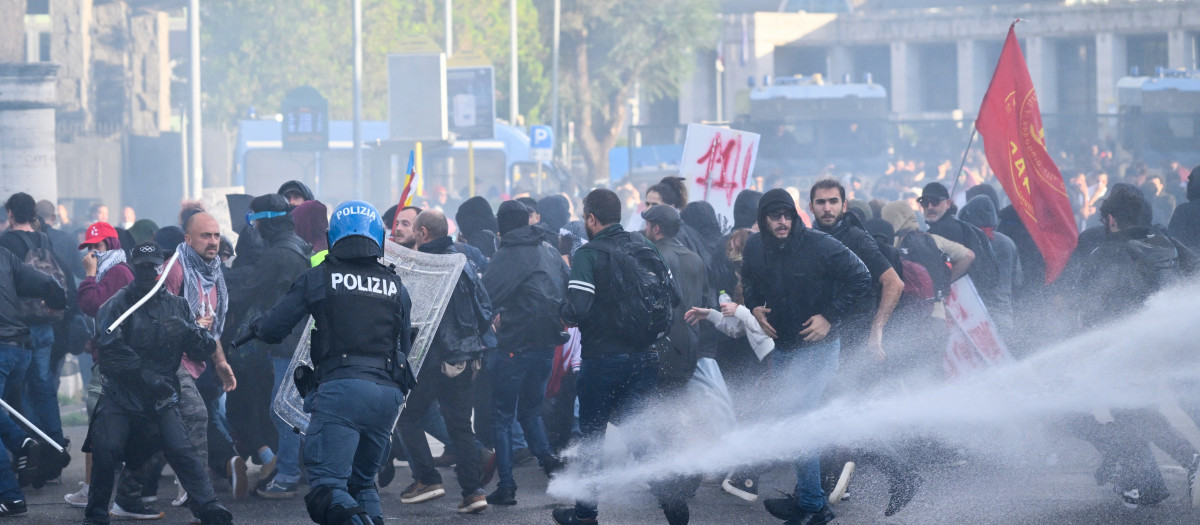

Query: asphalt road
<box><xmin>17</xmin><ymin>423</ymin><xmax>1200</xmax><ymax>524</ymax></box>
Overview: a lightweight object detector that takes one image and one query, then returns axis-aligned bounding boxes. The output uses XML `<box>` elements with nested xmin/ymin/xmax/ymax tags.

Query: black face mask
<box><xmin>132</xmin><ymin>263</ymin><xmax>160</xmax><ymax>292</ymax></box>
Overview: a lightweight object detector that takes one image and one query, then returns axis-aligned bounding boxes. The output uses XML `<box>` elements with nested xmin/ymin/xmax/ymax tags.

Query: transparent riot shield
<box><xmin>272</xmin><ymin>240</ymin><xmax>467</xmax><ymax>434</ymax></box>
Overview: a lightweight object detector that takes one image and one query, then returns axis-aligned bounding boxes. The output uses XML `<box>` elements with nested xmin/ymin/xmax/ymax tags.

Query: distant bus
<box><xmin>1117</xmin><ymin>70</ymin><xmax>1200</xmax><ymax>167</ymax></box>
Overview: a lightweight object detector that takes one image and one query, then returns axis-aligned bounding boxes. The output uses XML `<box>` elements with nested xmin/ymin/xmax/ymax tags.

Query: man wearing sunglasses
<box><xmin>740</xmin><ymin>189</ymin><xmax>872</xmax><ymax>525</ymax></box>
<box><xmin>919</xmin><ymin>183</ymin><xmax>1001</xmax><ymax>300</ymax></box>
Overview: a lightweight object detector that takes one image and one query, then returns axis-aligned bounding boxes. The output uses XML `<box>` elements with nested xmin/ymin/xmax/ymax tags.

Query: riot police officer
<box><xmin>248</xmin><ymin>201</ymin><xmax>413</xmax><ymax>525</ymax></box>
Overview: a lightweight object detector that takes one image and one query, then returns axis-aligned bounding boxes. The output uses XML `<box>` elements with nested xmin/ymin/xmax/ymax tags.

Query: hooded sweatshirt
<box><xmin>455</xmin><ymin>196</ymin><xmax>499</xmax><ymax>259</ymax></box>
<box><xmin>1167</xmin><ymin>174</ymin><xmax>1200</xmax><ymax>252</ymax></box>
<box><xmin>277</xmin><ymin>180</ymin><xmax>315</xmax><ymax>203</ymax></box>
<box><xmin>741</xmin><ymin>189</ymin><xmax>871</xmax><ymax>348</ymax></box>
<box><xmin>959</xmin><ymin>196</ymin><xmax>1022</xmax><ymax>332</ymax></box>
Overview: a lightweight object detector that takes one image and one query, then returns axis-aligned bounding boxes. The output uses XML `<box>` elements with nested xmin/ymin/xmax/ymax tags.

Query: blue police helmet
<box><xmin>328</xmin><ymin>201</ymin><xmax>385</xmax><ymax>250</ymax></box>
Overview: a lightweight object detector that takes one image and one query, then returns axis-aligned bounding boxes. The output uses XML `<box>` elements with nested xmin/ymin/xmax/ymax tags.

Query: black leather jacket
<box><xmin>95</xmin><ymin>285</ymin><xmax>215</xmax><ymax>412</ymax></box>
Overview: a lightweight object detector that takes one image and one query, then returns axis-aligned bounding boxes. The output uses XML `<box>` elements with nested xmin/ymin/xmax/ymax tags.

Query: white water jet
<box><xmin>547</xmin><ymin>279</ymin><xmax>1200</xmax><ymax>500</ymax></box>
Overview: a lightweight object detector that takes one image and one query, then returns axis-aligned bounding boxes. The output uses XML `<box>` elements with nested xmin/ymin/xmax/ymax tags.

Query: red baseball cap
<box><xmin>78</xmin><ymin>222</ymin><xmax>118</xmax><ymax>249</ymax></box>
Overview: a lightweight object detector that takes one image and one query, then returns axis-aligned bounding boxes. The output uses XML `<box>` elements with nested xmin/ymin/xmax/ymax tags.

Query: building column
<box><xmin>1095</xmin><ymin>33</ymin><xmax>1126</xmax><ymax>115</ymax></box>
<box><xmin>128</xmin><ymin>11</ymin><xmax>170</xmax><ymax>135</ymax></box>
<box><xmin>828</xmin><ymin>45</ymin><xmax>854</xmax><ymax>83</ymax></box>
<box><xmin>52</xmin><ymin>0</ymin><xmax>93</xmax><ymax>117</ymax></box>
<box><xmin>1168</xmin><ymin>30</ymin><xmax>1197</xmax><ymax>70</ymax></box>
<box><xmin>890</xmin><ymin>41</ymin><xmax>920</xmax><ymax>115</ymax></box>
<box><xmin>957</xmin><ymin>39</ymin><xmax>989</xmax><ymax>115</ymax></box>
<box><xmin>1026</xmin><ymin>37</ymin><xmax>1059</xmax><ymax>114</ymax></box>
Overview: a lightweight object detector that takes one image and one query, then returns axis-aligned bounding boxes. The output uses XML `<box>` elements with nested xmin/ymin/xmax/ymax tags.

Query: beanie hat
<box><xmin>496</xmin><ymin>200</ymin><xmax>531</xmax><ymax>236</ymax></box>
<box><xmin>733</xmin><ymin>190</ymin><xmax>763</xmax><ymax>229</ymax></box>
<box><xmin>251</xmin><ymin>193</ymin><xmax>290</xmax><ymax>214</ymax></box>
<box><xmin>455</xmin><ymin>196</ymin><xmax>497</xmax><ymax>235</ymax></box>
<box><xmin>537</xmin><ymin>195</ymin><xmax>570</xmax><ymax>233</ymax></box>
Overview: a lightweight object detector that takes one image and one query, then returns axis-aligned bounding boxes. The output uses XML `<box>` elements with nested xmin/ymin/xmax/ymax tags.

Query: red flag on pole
<box><xmin>976</xmin><ymin>23</ymin><xmax>1078</xmax><ymax>284</ymax></box>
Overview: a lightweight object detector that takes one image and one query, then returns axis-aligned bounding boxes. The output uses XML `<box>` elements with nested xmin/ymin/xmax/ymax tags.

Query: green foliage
<box><xmin>557</xmin><ymin>0</ymin><xmax>717</xmax><ymax>180</ymax></box>
<box><xmin>201</xmin><ymin>0</ymin><xmax>548</xmax><ymax>127</ymax></box>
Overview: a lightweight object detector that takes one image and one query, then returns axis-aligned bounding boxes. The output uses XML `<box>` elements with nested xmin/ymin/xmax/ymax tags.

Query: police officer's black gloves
<box><xmin>140</xmin><ymin>370</ymin><xmax>175</xmax><ymax>399</ymax></box>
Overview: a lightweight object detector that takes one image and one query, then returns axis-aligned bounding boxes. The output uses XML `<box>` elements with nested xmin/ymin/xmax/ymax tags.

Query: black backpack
<box><xmin>1126</xmin><ymin>232</ymin><xmax>1183</xmax><ymax>292</ymax></box>
<box><xmin>591</xmin><ymin>235</ymin><xmax>677</xmax><ymax>350</ymax></box>
<box><xmin>898</xmin><ymin>230</ymin><xmax>952</xmax><ymax>301</ymax></box>
<box><xmin>17</xmin><ymin>233</ymin><xmax>67</xmax><ymax>325</ymax></box>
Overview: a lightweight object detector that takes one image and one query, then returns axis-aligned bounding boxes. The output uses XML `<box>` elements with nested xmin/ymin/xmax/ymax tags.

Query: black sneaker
<box><xmin>542</xmin><ymin>454</ymin><xmax>566</xmax><ymax>478</ymax></box>
<box><xmin>486</xmin><ymin>486</ymin><xmax>517</xmax><ymax>506</ymax></box>
<box><xmin>885</xmin><ymin>472</ymin><xmax>923</xmax><ymax>516</ymax></box>
<box><xmin>13</xmin><ymin>438</ymin><xmax>41</xmax><ymax>487</ymax></box>
<box><xmin>661</xmin><ymin>499</ymin><xmax>689</xmax><ymax>525</ymax></box>
<box><xmin>198</xmin><ymin>500</ymin><xmax>234</xmax><ymax>525</ymax></box>
<box><xmin>377</xmin><ymin>459</ymin><xmax>396</xmax><ymax>488</ymax></box>
<box><xmin>722</xmin><ymin>474</ymin><xmax>759</xmax><ymax>502</ymax></box>
<box><xmin>763</xmin><ymin>495</ymin><xmax>835</xmax><ymax>525</ymax></box>
<box><xmin>552</xmin><ymin>507</ymin><xmax>598</xmax><ymax>525</ymax></box>
<box><xmin>0</xmin><ymin>499</ymin><xmax>25</xmax><ymax>516</ymax></box>
<box><xmin>110</xmin><ymin>499</ymin><xmax>165</xmax><ymax>519</ymax></box>
<box><xmin>1119</xmin><ymin>486</ymin><xmax>1170</xmax><ymax>509</ymax></box>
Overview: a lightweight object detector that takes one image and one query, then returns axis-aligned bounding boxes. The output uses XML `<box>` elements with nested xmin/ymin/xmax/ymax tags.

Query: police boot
<box><xmin>198</xmin><ymin>500</ymin><xmax>233</xmax><ymax>525</ymax></box>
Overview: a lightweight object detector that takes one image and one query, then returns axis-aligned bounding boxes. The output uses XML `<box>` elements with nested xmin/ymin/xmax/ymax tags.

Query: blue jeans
<box><xmin>23</xmin><ymin>324</ymin><xmax>63</xmax><ymax>445</ymax></box>
<box><xmin>772</xmin><ymin>338</ymin><xmax>841</xmax><ymax>513</ymax></box>
<box><xmin>573</xmin><ymin>351</ymin><xmax>659</xmax><ymax>519</ymax></box>
<box><xmin>489</xmin><ymin>348</ymin><xmax>554</xmax><ymax>490</ymax></box>
<box><xmin>271</xmin><ymin>357</ymin><xmax>303</xmax><ymax>483</ymax></box>
<box><xmin>303</xmin><ymin>379</ymin><xmax>403</xmax><ymax>522</ymax></box>
<box><xmin>0</xmin><ymin>344</ymin><xmax>31</xmax><ymax>501</ymax></box>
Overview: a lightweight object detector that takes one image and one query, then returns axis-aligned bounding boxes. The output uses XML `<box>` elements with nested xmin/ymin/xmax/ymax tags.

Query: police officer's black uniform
<box><xmin>251</xmin><ymin>203</ymin><xmax>412</xmax><ymax>525</ymax></box>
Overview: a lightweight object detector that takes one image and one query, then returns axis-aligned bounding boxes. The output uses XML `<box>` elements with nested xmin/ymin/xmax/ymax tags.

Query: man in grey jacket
<box><xmin>958</xmin><ymin>195</ymin><xmax>1022</xmax><ymax>337</ymax></box>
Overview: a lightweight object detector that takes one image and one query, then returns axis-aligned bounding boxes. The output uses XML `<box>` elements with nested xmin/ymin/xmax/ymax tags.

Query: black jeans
<box><xmin>225</xmin><ymin>347</ymin><xmax>277</xmax><ymax>457</ymax></box>
<box><xmin>86</xmin><ymin>396</ymin><xmax>218</xmax><ymax>523</ymax></box>
<box><xmin>396</xmin><ymin>362</ymin><xmax>481</xmax><ymax>497</ymax></box>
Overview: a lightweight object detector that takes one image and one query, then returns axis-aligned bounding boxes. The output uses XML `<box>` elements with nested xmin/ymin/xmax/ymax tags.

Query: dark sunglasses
<box><xmin>766</xmin><ymin>210</ymin><xmax>793</xmax><ymax>221</ymax></box>
<box><xmin>917</xmin><ymin>197</ymin><xmax>944</xmax><ymax>208</ymax></box>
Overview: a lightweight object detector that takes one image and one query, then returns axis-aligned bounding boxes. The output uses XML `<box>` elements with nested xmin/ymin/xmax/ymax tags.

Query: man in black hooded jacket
<box><xmin>88</xmin><ymin>241</ymin><xmax>232</xmax><ymax>525</ymax></box>
<box><xmin>1168</xmin><ymin>164</ymin><xmax>1200</xmax><ymax>252</ymax></box>
<box><xmin>224</xmin><ymin>194</ymin><xmax>312</xmax><ymax>498</ymax></box>
<box><xmin>481</xmin><ymin>201</ymin><xmax>568</xmax><ymax>505</ymax></box>
<box><xmin>739</xmin><ymin>188</ymin><xmax>871</xmax><ymax>525</ymax></box>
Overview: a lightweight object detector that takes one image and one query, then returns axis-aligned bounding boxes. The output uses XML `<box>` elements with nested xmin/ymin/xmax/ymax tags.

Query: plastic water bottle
<box><xmin>719</xmin><ymin>290</ymin><xmax>732</xmax><ymax>304</ymax></box>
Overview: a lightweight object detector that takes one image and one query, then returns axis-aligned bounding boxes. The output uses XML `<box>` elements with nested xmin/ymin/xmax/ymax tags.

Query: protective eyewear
<box><xmin>246</xmin><ymin>210</ymin><xmax>288</xmax><ymax>226</ymax></box>
<box><xmin>766</xmin><ymin>210</ymin><xmax>794</xmax><ymax>221</ymax></box>
<box><xmin>917</xmin><ymin>197</ymin><xmax>944</xmax><ymax>208</ymax></box>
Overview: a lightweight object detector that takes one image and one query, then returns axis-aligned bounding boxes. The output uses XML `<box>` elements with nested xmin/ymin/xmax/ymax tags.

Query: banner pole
<box><xmin>949</xmin><ymin>126</ymin><xmax>978</xmax><ymax>198</ymax></box>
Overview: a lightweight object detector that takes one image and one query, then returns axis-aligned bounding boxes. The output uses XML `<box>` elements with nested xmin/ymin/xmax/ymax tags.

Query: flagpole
<box><xmin>949</xmin><ymin>126</ymin><xmax>979</xmax><ymax>198</ymax></box>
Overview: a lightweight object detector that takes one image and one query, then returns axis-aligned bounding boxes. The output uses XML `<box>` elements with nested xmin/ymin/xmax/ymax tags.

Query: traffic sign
<box><xmin>447</xmin><ymin>66</ymin><xmax>495</xmax><ymax>140</ymax></box>
<box><xmin>531</xmin><ymin>125</ymin><xmax>553</xmax><ymax>149</ymax></box>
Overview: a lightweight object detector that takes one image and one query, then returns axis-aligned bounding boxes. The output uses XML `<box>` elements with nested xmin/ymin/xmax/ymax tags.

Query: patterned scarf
<box><xmin>95</xmin><ymin>249</ymin><xmax>127</xmax><ymax>281</ymax></box>
<box><xmin>176</xmin><ymin>242</ymin><xmax>229</xmax><ymax>339</ymax></box>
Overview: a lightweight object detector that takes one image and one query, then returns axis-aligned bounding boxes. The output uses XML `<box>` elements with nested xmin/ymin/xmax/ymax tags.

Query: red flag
<box><xmin>975</xmin><ymin>23</ymin><xmax>1078</xmax><ymax>284</ymax></box>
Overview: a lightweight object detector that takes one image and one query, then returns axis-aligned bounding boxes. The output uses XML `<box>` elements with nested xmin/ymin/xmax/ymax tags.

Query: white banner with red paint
<box><xmin>942</xmin><ymin>276</ymin><xmax>1013</xmax><ymax>378</ymax></box>
<box><xmin>678</xmin><ymin>124</ymin><xmax>760</xmax><ymax>227</ymax></box>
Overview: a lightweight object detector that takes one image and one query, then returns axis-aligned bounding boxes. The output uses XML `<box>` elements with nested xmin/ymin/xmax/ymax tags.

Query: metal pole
<box><xmin>468</xmin><ymin>141</ymin><xmax>475</xmax><ymax>197</ymax></box>
<box><xmin>509</xmin><ymin>0</ymin><xmax>518</xmax><ymax>125</ymax></box>
<box><xmin>188</xmin><ymin>0</ymin><xmax>202</xmax><ymax>201</ymax></box>
<box><xmin>445</xmin><ymin>0</ymin><xmax>453</xmax><ymax>57</ymax></box>
<box><xmin>551</xmin><ymin>0</ymin><xmax>560</xmax><ymax>147</ymax></box>
<box><xmin>353</xmin><ymin>0</ymin><xmax>364</xmax><ymax>200</ymax></box>
<box><xmin>949</xmin><ymin>126</ymin><xmax>979</xmax><ymax>198</ymax></box>
<box><xmin>0</xmin><ymin>398</ymin><xmax>64</xmax><ymax>453</ymax></box>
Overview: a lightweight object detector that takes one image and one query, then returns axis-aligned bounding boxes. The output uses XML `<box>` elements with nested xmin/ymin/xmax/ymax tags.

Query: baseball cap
<box><xmin>641</xmin><ymin>203</ymin><xmax>682</xmax><ymax>227</ymax></box>
<box><xmin>130</xmin><ymin>240</ymin><xmax>165</xmax><ymax>266</ymax></box>
<box><xmin>78</xmin><ymin>222</ymin><xmax>118</xmax><ymax>249</ymax></box>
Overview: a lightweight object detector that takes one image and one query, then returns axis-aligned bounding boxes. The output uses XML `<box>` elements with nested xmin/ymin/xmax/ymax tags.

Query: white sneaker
<box><xmin>171</xmin><ymin>479</ymin><xmax>188</xmax><ymax>507</ymax></box>
<box><xmin>63</xmin><ymin>481</ymin><xmax>88</xmax><ymax>508</ymax></box>
<box><xmin>828</xmin><ymin>461</ymin><xmax>855</xmax><ymax>505</ymax></box>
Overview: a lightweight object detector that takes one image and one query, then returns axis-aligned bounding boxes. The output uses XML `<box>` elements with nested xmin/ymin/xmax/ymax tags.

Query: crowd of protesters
<box><xmin>0</xmin><ymin>147</ymin><xmax>1198</xmax><ymax>524</ymax></box>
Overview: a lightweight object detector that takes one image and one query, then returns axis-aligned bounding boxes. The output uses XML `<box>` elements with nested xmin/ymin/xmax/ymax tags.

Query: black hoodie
<box><xmin>814</xmin><ymin>210</ymin><xmax>894</xmax><ymax>301</ymax></box>
<box><xmin>482</xmin><ymin>225</ymin><xmax>569</xmax><ymax>351</ymax></box>
<box><xmin>277</xmin><ymin>180</ymin><xmax>315</xmax><ymax>202</ymax></box>
<box><xmin>741</xmin><ymin>189</ymin><xmax>872</xmax><ymax>348</ymax></box>
<box><xmin>1168</xmin><ymin>174</ymin><xmax>1200</xmax><ymax>252</ymax></box>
